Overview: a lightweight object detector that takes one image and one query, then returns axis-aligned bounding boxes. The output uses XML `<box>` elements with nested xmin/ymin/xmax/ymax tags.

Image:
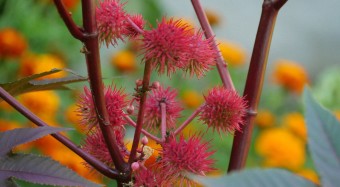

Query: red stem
<box><xmin>227</xmin><ymin>0</ymin><xmax>287</xmax><ymax>172</ymax></box>
<box><xmin>80</xmin><ymin>0</ymin><xmax>128</xmax><ymax>175</ymax></box>
<box><xmin>124</xmin><ymin>115</ymin><xmax>162</xmax><ymax>143</ymax></box>
<box><xmin>190</xmin><ymin>0</ymin><xmax>235</xmax><ymax>90</ymax></box>
<box><xmin>128</xmin><ymin>61</ymin><xmax>152</xmax><ymax>164</ymax></box>
<box><xmin>173</xmin><ymin>104</ymin><xmax>204</xmax><ymax>136</ymax></box>
<box><xmin>53</xmin><ymin>0</ymin><xmax>84</xmax><ymax>41</ymax></box>
<box><xmin>0</xmin><ymin>87</ymin><xmax>120</xmax><ymax>179</ymax></box>
<box><xmin>160</xmin><ymin>103</ymin><xmax>167</xmax><ymax>141</ymax></box>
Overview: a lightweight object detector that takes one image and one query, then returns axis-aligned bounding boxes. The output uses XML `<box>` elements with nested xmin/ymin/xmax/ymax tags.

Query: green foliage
<box><xmin>304</xmin><ymin>88</ymin><xmax>340</xmax><ymax>187</ymax></box>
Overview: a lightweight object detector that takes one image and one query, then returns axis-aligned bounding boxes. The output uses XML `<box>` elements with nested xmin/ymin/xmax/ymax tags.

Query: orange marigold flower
<box><xmin>19</xmin><ymin>91</ymin><xmax>60</xmax><ymax>119</ymax></box>
<box><xmin>272</xmin><ymin>59</ymin><xmax>309</xmax><ymax>94</ymax></box>
<box><xmin>111</xmin><ymin>50</ymin><xmax>136</xmax><ymax>72</ymax></box>
<box><xmin>62</xmin><ymin>0</ymin><xmax>80</xmax><ymax>10</ymax></box>
<box><xmin>255</xmin><ymin>110</ymin><xmax>275</xmax><ymax>128</ymax></box>
<box><xmin>296</xmin><ymin>169</ymin><xmax>320</xmax><ymax>185</ymax></box>
<box><xmin>255</xmin><ymin>128</ymin><xmax>305</xmax><ymax>171</ymax></box>
<box><xmin>297</xmin><ymin>169</ymin><xmax>320</xmax><ymax>185</ymax></box>
<box><xmin>283</xmin><ymin>112</ymin><xmax>307</xmax><ymax>141</ymax></box>
<box><xmin>0</xmin><ymin>119</ymin><xmax>21</xmax><ymax>132</ymax></box>
<box><xmin>19</xmin><ymin>54</ymin><xmax>66</xmax><ymax>79</ymax></box>
<box><xmin>218</xmin><ymin>40</ymin><xmax>247</xmax><ymax>67</ymax></box>
<box><xmin>334</xmin><ymin>110</ymin><xmax>340</xmax><ymax>121</ymax></box>
<box><xmin>181</xmin><ymin>90</ymin><xmax>203</xmax><ymax>109</ymax></box>
<box><xmin>205</xmin><ymin>9</ymin><xmax>220</xmax><ymax>26</ymax></box>
<box><xmin>0</xmin><ymin>28</ymin><xmax>27</xmax><ymax>58</ymax></box>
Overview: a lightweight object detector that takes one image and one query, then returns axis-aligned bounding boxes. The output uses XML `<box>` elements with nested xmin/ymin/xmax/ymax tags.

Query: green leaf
<box><xmin>190</xmin><ymin>169</ymin><xmax>318</xmax><ymax>187</ymax></box>
<box><xmin>0</xmin><ymin>154</ymin><xmax>102</xmax><ymax>187</ymax></box>
<box><xmin>0</xmin><ymin>69</ymin><xmax>87</xmax><ymax>102</ymax></box>
<box><xmin>0</xmin><ymin>127</ymin><xmax>72</xmax><ymax>156</ymax></box>
<box><xmin>304</xmin><ymin>88</ymin><xmax>340</xmax><ymax>187</ymax></box>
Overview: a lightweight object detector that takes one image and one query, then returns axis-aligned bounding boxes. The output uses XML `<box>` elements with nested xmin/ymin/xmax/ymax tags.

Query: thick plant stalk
<box><xmin>228</xmin><ymin>0</ymin><xmax>288</xmax><ymax>172</ymax></box>
<box><xmin>128</xmin><ymin>61</ymin><xmax>153</xmax><ymax>164</ymax></box>
<box><xmin>79</xmin><ymin>0</ymin><xmax>129</xmax><ymax>177</ymax></box>
<box><xmin>0</xmin><ymin>87</ymin><xmax>120</xmax><ymax>179</ymax></box>
<box><xmin>191</xmin><ymin>0</ymin><xmax>235</xmax><ymax>90</ymax></box>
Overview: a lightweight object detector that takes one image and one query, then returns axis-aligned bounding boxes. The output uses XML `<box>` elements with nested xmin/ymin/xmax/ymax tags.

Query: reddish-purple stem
<box><xmin>0</xmin><ymin>87</ymin><xmax>120</xmax><ymax>179</ymax></box>
<box><xmin>128</xmin><ymin>61</ymin><xmax>153</xmax><ymax>164</ymax></box>
<box><xmin>190</xmin><ymin>0</ymin><xmax>235</xmax><ymax>90</ymax></box>
<box><xmin>124</xmin><ymin>115</ymin><xmax>162</xmax><ymax>143</ymax></box>
<box><xmin>53</xmin><ymin>0</ymin><xmax>84</xmax><ymax>41</ymax></box>
<box><xmin>228</xmin><ymin>0</ymin><xmax>288</xmax><ymax>172</ymax></box>
<box><xmin>160</xmin><ymin>103</ymin><xmax>167</xmax><ymax>141</ymax></box>
<box><xmin>80</xmin><ymin>0</ymin><xmax>128</xmax><ymax>176</ymax></box>
<box><xmin>173</xmin><ymin>104</ymin><xmax>204</xmax><ymax>136</ymax></box>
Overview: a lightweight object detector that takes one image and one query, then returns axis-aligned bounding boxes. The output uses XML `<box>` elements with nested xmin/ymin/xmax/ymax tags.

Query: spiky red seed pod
<box><xmin>82</xmin><ymin>127</ymin><xmax>128</xmax><ymax>166</ymax></box>
<box><xmin>142</xmin><ymin>18</ymin><xmax>192</xmax><ymax>76</ymax></box>
<box><xmin>183</xmin><ymin>31</ymin><xmax>218</xmax><ymax>78</ymax></box>
<box><xmin>77</xmin><ymin>86</ymin><xmax>128</xmax><ymax>129</ymax></box>
<box><xmin>96</xmin><ymin>0</ymin><xmax>127</xmax><ymax>47</ymax></box>
<box><xmin>199</xmin><ymin>87</ymin><xmax>247</xmax><ymax>134</ymax></box>
<box><xmin>156</xmin><ymin>134</ymin><xmax>215</xmax><ymax>185</ymax></box>
<box><xmin>134</xmin><ymin>168</ymin><xmax>163</xmax><ymax>186</ymax></box>
<box><xmin>143</xmin><ymin>86</ymin><xmax>183</xmax><ymax>132</ymax></box>
<box><xmin>126</xmin><ymin>14</ymin><xmax>145</xmax><ymax>39</ymax></box>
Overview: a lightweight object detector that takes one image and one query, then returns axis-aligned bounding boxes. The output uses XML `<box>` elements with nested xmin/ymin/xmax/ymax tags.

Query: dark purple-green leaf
<box><xmin>0</xmin><ymin>127</ymin><xmax>72</xmax><ymax>156</ymax></box>
<box><xmin>0</xmin><ymin>68</ymin><xmax>87</xmax><ymax>102</ymax></box>
<box><xmin>190</xmin><ymin>169</ymin><xmax>317</xmax><ymax>187</ymax></box>
<box><xmin>0</xmin><ymin>178</ymin><xmax>19</xmax><ymax>187</ymax></box>
<box><xmin>304</xmin><ymin>88</ymin><xmax>340</xmax><ymax>187</ymax></box>
<box><xmin>0</xmin><ymin>154</ymin><xmax>102</xmax><ymax>187</ymax></box>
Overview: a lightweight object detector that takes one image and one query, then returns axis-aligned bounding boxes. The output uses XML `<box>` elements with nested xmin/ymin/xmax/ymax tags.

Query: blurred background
<box><xmin>0</xmin><ymin>0</ymin><xmax>339</xmax><ymax>186</ymax></box>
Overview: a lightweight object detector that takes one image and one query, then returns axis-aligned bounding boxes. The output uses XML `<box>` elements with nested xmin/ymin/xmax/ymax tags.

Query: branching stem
<box><xmin>190</xmin><ymin>0</ymin><xmax>234</xmax><ymax>90</ymax></box>
<box><xmin>160</xmin><ymin>103</ymin><xmax>167</xmax><ymax>141</ymax></box>
<box><xmin>53</xmin><ymin>0</ymin><xmax>84</xmax><ymax>41</ymax></box>
<box><xmin>173</xmin><ymin>104</ymin><xmax>204</xmax><ymax>136</ymax></box>
<box><xmin>128</xmin><ymin>61</ymin><xmax>153</xmax><ymax>164</ymax></box>
<box><xmin>124</xmin><ymin>115</ymin><xmax>162</xmax><ymax>143</ymax></box>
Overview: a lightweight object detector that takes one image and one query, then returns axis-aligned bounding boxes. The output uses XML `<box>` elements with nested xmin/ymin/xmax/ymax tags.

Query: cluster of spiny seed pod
<box><xmin>77</xmin><ymin>0</ymin><xmax>247</xmax><ymax>185</ymax></box>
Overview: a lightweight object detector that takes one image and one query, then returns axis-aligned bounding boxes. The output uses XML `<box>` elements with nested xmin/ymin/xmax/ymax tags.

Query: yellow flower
<box><xmin>218</xmin><ymin>40</ymin><xmax>247</xmax><ymax>67</ymax></box>
<box><xmin>181</xmin><ymin>90</ymin><xmax>203</xmax><ymax>109</ymax></box>
<box><xmin>283</xmin><ymin>112</ymin><xmax>307</xmax><ymax>141</ymax></box>
<box><xmin>255</xmin><ymin>128</ymin><xmax>305</xmax><ymax>171</ymax></box>
<box><xmin>111</xmin><ymin>50</ymin><xmax>136</xmax><ymax>72</ymax></box>
<box><xmin>297</xmin><ymin>169</ymin><xmax>320</xmax><ymax>185</ymax></box>
<box><xmin>205</xmin><ymin>9</ymin><xmax>220</xmax><ymax>26</ymax></box>
<box><xmin>272</xmin><ymin>59</ymin><xmax>309</xmax><ymax>94</ymax></box>
<box><xmin>19</xmin><ymin>53</ymin><xmax>66</xmax><ymax>79</ymax></box>
<box><xmin>0</xmin><ymin>28</ymin><xmax>27</xmax><ymax>58</ymax></box>
<box><xmin>19</xmin><ymin>91</ymin><xmax>60</xmax><ymax>119</ymax></box>
<box><xmin>255</xmin><ymin>110</ymin><xmax>275</xmax><ymax>128</ymax></box>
